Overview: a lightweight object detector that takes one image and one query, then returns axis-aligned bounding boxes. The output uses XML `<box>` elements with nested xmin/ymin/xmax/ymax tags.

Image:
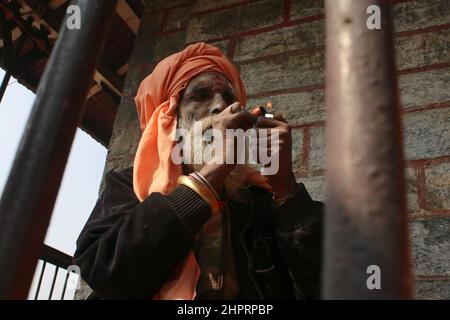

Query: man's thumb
<box><xmin>224</xmin><ymin>102</ymin><xmax>242</xmax><ymax>115</ymax></box>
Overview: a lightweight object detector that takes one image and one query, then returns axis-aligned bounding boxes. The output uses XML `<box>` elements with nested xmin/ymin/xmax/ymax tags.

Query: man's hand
<box><xmin>198</xmin><ymin>102</ymin><xmax>258</xmax><ymax>192</ymax></box>
<box><xmin>255</xmin><ymin>114</ymin><xmax>297</xmax><ymax>199</ymax></box>
<box><xmin>210</xmin><ymin>101</ymin><xmax>257</xmax><ymax>136</ymax></box>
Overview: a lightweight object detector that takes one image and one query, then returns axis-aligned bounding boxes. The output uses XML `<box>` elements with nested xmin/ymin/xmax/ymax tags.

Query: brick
<box><xmin>164</xmin><ymin>5</ymin><xmax>194</xmax><ymax>31</ymax></box>
<box><xmin>291</xmin><ymin>128</ymin><xmax>303</xmax><ymax>172</ymax></box>
<box><xmin>100</xmin><ymin>156</ymin><xmax>136</xmax><ymax>194</ymax></box>
<box><xmin>406</xmin><ymin>167</ymin><xmax>420</xmax><ymax>213</ymax></box>
<box><xmin>247</xmin><ymin>89</ymin><xmax>325</xmax><ymax>126</ymax></box>
<box><xmin>104</xmin><ymin>155</ymin><xmax>135</xmax><ymax>174</ymax></box>
<box><xmin>121</xmin><ymin>65</ymin><xmax>144</xmax><ymax>98</ymax></box>
<box><xmin>234</xmin><ymin>20</ymin><xmax>324</xmax><ymax>62</ymax></box>
<box><xmin>137</xmin><ymin>30</ymin><xmax>186</xmax><ymax>84</ymax></box>
<box><xmin>107</xmin><ymin>97</ymin><xmax>141</xmax><ymax>158</ymax></box>
<box><xmin>152</xmin><ymin>31</ymin><xmax>187</xmax><ymax>62</ymax></box>
<box><xmin>137</xmin><ymin>12</ymin><xmax>164</xmax><ymax>38</ymax></box>
<box><xmin>290</xmin><ymin>0</ymin><xmax>323</xmax><ymax>21</ymax></box>
<box><xmin>143</xmin><ymin>0</ymin><xmax>194</xmax><ymax>14</ymax></box>
<box><xmin>209</xmin><ymin>40</ymin><xmax>230</xmax><ymax>56</ymax></box>
<box><xmin>130</xmin><ymin>16</ymin><xmax>187</xmax><ymax>67</ymax></box>
<box><xmin>140</xmin><ymin>63</ymin><xmax>156</xmax><ymax>81</ymax></box>
<box><xmin>404</xmin><ymin>107</ymin><xmax>450</xmax><ymax>160</ymax></box>
<box><xmin>138</xmin><ymin>34</ymin><xmax>190</xmax><ymax>79</ymax></box>
<box><xmin>399</xmin><ymin>68</ymin><xmax>450</xmax><ymax>109</ymax></box>
<box><xmin>128</xmin><ymin>42</ymin><xmax>151</xmax><ymax>68</ymax></box>
<box><xmin>194</xmin><ymin>0</ymin><xmax>247</xmax><ymax>12</ymax></box>
<box><xmin>113</xmin><ymin>97</ymin><xmax>140</xmax><ymax>129</ymax></box>
<box><xmin>240</xmin><ymin>51</ymin><xmax>324</xmax><ymax>96</ymax></box>
<box><xmin>300</xmin><ymin>149</ymin><xmax>441</xmax><ymax>214</ymax></box>
<box><xmin>309</xmin><ymin>126</ymin><xmax>325</xmax><ymax>172</ymax></box>
<box><xmin>140</xmin><ymin>31</ymin><xmax>187</xmax><ymax>67</ymax></box>
<box><xmin>129</xmin><ymin>13</ymin><xmax>165</xmax><ymax>66</ymax></box>
<box><xmin>186</xmin><ymin>0</ymin><xmax>284</xmax><ymax>42</ymax></box>
<box><xmin>298</xmin><ymin>175</ymin><xmax>325</xmax><ymax>202</ymax></box>
<box><xmin>415</xmin><ymin>279</ymin><xmax>450</xmax><ymax>300</ymax></box>
<box><xmin>393</xmin><ymin>0</ymin><xmax>450</xmax><ymax>33</ymax></box>
<box><xmin>425</xmin><ymin>162</ymin><xmax>450</xmax><ymax>211</ymax></box>
<box><xmin>107</xmin><ymin>122</ymin><xmax>140</xmax><ymax>159</ymax></box>
<box><xmin>410</xmin><ymin>217</ymin><xmax>450</xmax><ymax>276</ymax></box>
<box><xmin>395</xmin><ymin>29</ymin><xmax>450</xmax><ymax>70</ymax></box>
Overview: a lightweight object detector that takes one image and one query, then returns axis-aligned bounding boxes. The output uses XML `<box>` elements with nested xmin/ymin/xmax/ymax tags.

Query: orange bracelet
<box><xmin>177</xmin><ymin>175</ymin><xmax>221</xmax><ymax>214</ymax></box>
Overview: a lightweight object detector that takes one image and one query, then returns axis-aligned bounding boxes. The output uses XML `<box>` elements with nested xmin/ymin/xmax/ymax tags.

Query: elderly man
<box><xmin>74</xmin><ymin>42</ymin><xmax>324</xmax><ymax>300</ymax></box>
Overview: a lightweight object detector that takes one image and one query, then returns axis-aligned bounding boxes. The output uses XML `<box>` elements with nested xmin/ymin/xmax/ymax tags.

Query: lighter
<box><xmin>250</xmin><ymin>102</ymin><xmax>274</xmax><ymax>118</ymax></box>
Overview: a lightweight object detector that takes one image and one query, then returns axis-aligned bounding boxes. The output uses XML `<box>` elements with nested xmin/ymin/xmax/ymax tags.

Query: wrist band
<box><xmin>190</xmin><ymin>171</ymin><xmax>221</xmax><ymax>201</ymax></box>
<box><xmin>177</xmin><ymin>175</ymin><xmax>221</xmax><ymax>214</ymax></box>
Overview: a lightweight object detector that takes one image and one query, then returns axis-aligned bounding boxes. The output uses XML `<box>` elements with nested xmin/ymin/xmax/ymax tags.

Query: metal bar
<box><xmin>48</xmin><ymin>266</ymin><xmax>59</xmax><ymax>300</ymax></box>
<box><xmin>323</xmin><ymin>0</ymin><xmax>413</xmax><ymax>299</ymax></box>
<box><xmin>40</xmin><ymin>244</ymin><xmax>73</xmax><ymax>270</ymax></box>
<box><xmin>33</xmin><ymin>261</ymin><xmax>46</xmax><ymax>300</ymax></box>
<box><xmin>0</xmin><ymin>0</ymin><xmax>118</xmax><ymax>299</ymax></box>
<box><xmin>60</xmin><ymin>270</ymin><xmax>70</xmax><ymax>300</ymax></box>
<box><xmin>0</xmin><ymin>69</ymin><xmax>11</xmax><ymax>103</ymax></box>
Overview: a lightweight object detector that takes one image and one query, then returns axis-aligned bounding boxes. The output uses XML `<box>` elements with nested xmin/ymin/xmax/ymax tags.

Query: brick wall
<box><xmin>98</xmin><ymin>0</ymin><xmax>450</xmax><ymax>299</ymax></box>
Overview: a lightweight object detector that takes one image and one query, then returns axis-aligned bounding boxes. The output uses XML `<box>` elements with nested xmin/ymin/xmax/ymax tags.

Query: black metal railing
<box><xmin>32</xmin><ymin>245</ymin><xmax>75</xmax><ymax>300</ymax></box>
<box><xmin>0</xmin><ymin>0</ymin><xmax>118</xmax><ymax>298</ymax></box>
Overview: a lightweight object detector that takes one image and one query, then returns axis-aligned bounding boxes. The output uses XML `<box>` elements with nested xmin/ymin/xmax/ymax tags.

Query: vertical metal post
<box><xmin>323</xmin><ymin>0</ymin><xmax>413</xmax><ymax>299</ymax></box>
<box><xmin>48</xmin><ymin>267</ymin><xmax>59</xmax><ymax>300</ymax></box>
<box><xmin>0</xmin><ymin>69</ymin><xmax>11</xmax><ymax>102</ymax></box>
<box><xmin>0</xmin><ymin>0</ymin><xmax>118</xmax><ymax>299</ymax></box>
<box><xmin>60</xmin><ymin>270</ymin><xmax>70</xmax><ymax>300</ymax></box>
<box><xmin>33</xmin><ymin>261</ymin><xmax>46</xmax><ymax>300</ymax></box>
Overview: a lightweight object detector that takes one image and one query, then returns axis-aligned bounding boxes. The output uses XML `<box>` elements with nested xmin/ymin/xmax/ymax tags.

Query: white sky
<box><xmin>0</xmin><ymin>68</ymin><xmax>107</xmax><ymax>299</ymax></box>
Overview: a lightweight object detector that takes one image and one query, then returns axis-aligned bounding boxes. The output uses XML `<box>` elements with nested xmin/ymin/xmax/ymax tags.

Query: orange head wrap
<box><xmin>133</xmin><ymin>42</ymin><xmax>269</xmax><ymax>300</ymax></box>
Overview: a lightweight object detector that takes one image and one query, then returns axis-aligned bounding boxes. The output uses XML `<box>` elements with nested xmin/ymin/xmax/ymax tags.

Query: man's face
<box><xmin>177</xmin><ymin>71</ymin><xmax>236</xmax><ymax>122</ymax></box>
<box><xmin>176</xmin><ymin>72</ymin><xmax>247</xmax><ymax>199</ymax></box>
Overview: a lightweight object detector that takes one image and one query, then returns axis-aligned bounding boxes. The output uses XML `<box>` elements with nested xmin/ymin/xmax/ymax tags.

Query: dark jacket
<box><xmin>73</xmin><ymin>167</ymin><xmax>324</xmax><ymax>299</ymax></box>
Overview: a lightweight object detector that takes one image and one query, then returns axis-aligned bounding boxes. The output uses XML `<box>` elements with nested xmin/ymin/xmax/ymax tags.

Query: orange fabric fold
<box><xmin>132</xmin><ymin>42</ymin><xmax>271</xmax><ymax>300</ymax></box>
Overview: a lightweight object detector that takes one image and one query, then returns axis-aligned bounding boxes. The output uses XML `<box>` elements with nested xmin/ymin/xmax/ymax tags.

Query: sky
<box><xmin>0</xmin><ymin>68</ymin><xmax>107</xmax><ymax>299</ymax></box>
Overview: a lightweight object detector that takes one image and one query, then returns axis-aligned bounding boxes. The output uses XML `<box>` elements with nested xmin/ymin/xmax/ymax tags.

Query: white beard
<box><xmin>177</xmin><ymin>114</ymin><xmax>249</xmax><ymax>202</ymax></box>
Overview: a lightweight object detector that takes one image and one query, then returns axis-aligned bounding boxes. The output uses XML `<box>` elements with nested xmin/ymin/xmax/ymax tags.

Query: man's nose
<box><xmin>210</xmin><ymin>93</ymin><xmax>228</xmax><ymax>114</ymax></box>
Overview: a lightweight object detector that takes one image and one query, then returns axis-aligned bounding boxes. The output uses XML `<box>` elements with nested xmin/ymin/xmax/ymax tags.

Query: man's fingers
<box><xmin>222</xmin><ymin>102</ymin><xmax>242</xmax><ymax>115</ymax></box>
<box><xmin>255</xmin><ymin>116</ymin><xmax>285</xmax><ymax>128</ymax></box>
<box><xmin>230</xmin><ymin>109</ymin><xmax>258</xmax><ymax>130</ymax></box>
<box><xmin>272</xmin><ymin>113</ymin><xmax>286</xmax><ymax>123</ymax></box>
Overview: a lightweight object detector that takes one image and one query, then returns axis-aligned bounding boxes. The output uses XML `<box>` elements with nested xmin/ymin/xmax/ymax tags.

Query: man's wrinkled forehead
<box><xmin>184</xmin><ymin>71</ymin><xmax>235</xmax><ymax>95</ymax></box>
